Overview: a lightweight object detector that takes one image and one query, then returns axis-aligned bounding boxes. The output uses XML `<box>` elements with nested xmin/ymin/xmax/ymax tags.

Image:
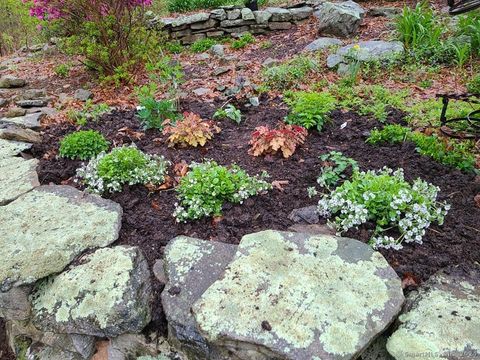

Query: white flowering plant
<box><xmin>317</xmin><ymin>167</ymin><xmax>450</xmax><ymax>250</ymax></box>
<box><xmin>76</xmin><ymin>144</ymin><xmax>169</xmax><ymax>194</ymax></box>
<box><xmin>174</xmin><ymin>161</ymin><xmax>272</xmax><ymax>222</ymax></box>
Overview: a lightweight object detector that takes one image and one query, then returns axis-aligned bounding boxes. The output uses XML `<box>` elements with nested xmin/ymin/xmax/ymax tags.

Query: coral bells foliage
<box><xmin>317</xmin><ymin>167</ymin><xmax>450</xmax><ymax>250</ymax></box>
<box><xmin>249</xmin><ymin>124</ymin><xmax>308</xmax><ymax>158</ymax></box>
<box><xmin>163</xmin><ymin>112</ymin><xmax>220</xmax><ymax>148</ymax></box>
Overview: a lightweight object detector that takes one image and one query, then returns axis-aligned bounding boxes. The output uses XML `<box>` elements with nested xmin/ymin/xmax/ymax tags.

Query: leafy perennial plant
<box><xmin>59</xmin><ymin>130</ymin><xmax>109</xmax><ymax>160</ymax></box>
<box><xmin>174</xmin><ymin>161</ymin><xmax>271</xmax><ymax>221</ymax></box>
<box><xmin>77</xmin><ymin>145</ymin><xmax>169</xmax><ymax>194</ymax></box>
<box><xmin>317</xmin><ymin>167</ymin><xmax>450</xmax><ymax>250</ymax></box>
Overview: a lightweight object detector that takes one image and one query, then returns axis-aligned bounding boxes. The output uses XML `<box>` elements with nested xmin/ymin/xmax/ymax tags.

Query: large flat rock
<box><xmin>192</xmin><ymin>230</ymin><xmax>404</xmax><ymax>360</ymax></box>
<box><xmin>0</xmin><ymin>112</ymin><xmax>44</xmax><ymax>130</ymax></box>
<box><xmin>0</xmin><ymin>138</ymin><xmax>32</xmax><ymax>159</ymax></box>
<box><xmin>32</xmin><ymin>246</ymin><xmax>151</xmax><ymax>337</ymax></box>
<box><xmin>387</xmin><ymin>265</ymin><xmax>480</xmax><ymax>359</ymax></box>
<box><xmin>0</xmin><ymin>185</ymin><xmax>122</xmax><ymax>291</ymax></box>
<box><xmin>0</xmin><ymin>156</ymin><xmax>39</xmax><ymax>205</ymax></box>
<box><xmin>162</xmin><ymin>236</ymin><xmax>237</xmax><ymax>359</ymax></box>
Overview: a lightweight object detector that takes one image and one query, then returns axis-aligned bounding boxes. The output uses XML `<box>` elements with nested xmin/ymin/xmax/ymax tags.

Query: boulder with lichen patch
<box><xmin>162</xmin><ymin>236</ymin><xmax>237</xmax><ymax>359</ymax></box>
<box><xmin>31</xmin><ymin>246</ymin><xmax>151</xmax><ymax>338</ymax></box>
<box><xmin>387</xmin><ymin>265</ymin><xmax>480</xmax><ymax>359</ymax></box>
<box><xmin>0</xmin><ymin>185</ymin><xmax>122</xmax><ymax>291</ymax></box>
<box><xmin>314</xmin><ymin>1</ymin><xmax>365</xmax><ymax>37</ymax></box>
<box><xmin>192</xmin><ymin>230</ymin><xmax>404</xmax><ymax>360</ymax></box>
<box><xmin>0</xmin><ymin>138</ymin><xmax>31</xmax><ymax>160</ymax></box>
<box><xmin>0</xmin><ymin>157</ymin><xmax>39</xmax><ymax>205</ymax></box>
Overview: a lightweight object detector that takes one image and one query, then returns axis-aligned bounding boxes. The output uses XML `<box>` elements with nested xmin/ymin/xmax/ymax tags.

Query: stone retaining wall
<box><xmin>150</xmin><ymin>5</ymin><xmax>314</xmax><ymax>44</ymax></box>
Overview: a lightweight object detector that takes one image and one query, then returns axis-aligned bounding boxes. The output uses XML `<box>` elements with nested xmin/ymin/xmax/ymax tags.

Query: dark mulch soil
<box><xmin>0</xmin><ymin>318</ymin><xmax>14</xmax><ymax>360</ymax></box>
<box><xmin>29</xmin><ymin>97</ymin><xmax>480</xmax><ymax>336</ymax></box>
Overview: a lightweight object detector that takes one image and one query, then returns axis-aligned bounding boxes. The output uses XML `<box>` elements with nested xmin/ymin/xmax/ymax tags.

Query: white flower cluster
<box><xmin>317</xmin><ymin>167</ymin><xmax>450</xmax><ymax>250</ymax></box>
<box><xmin>76</xmin><ymin>144</ymin><xmax>169</xmax><ymax>194</ymax></box>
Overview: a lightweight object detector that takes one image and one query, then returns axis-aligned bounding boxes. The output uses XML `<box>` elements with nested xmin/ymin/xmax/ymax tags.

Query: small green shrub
<box><xmin>231</xmin><ymin>33</ymin><xmax>255</xmax><ymax>49</ymax></box>
<box><xmin>457</xmin><ymin>11</ymin><xmax>480</xmax><ymax>57</ymax></box>
<box><xmin>367</xmin><ymin>125</ymin><xmax>477</xmax><ymax>172</ymax></box>
<box><xmin>67</xmin><ymin>100</ymin><xmax>110</xmax><ymax>126</ymax></box>
<box><xmin>59</xmin><ymin>130</ymin><xmax>109</xmax><ymax>160</ymax></box>
<box><xmin>54</xmin><ymin>63</ymin><xmax>72</xmax><ymax>78</ymax></box>
<box><xmin>190</xmin><ymin>38</ymin><xmax>217</xmax><ymax>53</ymax></box>
<box><xmin>136</xmin><ymin>83</ymin><xmax>178</xmax><ymax>130</ymax></box>
<box><xmin>77</xmin><ymin>145</ymin><xmax>169</xmax><ymax>194</ymax></box>
<box><xmin>317</xmin><ymin>151</ymin><xmax>359</xmax><ymax>188</ymax></box>
<box><xmin>467</xmin><ymin>74</ymin><xmax>480</xmax><ymax>94</ymax></box>
<box><xmin>284</xmin><ymin>91</ymin><xmax>336</xmax><ymax>131</ymax></box>
<box><xmin>213</xmin><ymin>104</ymin><xmax>242</xmax><ymax>124</ymax></box>
<box><xmin>262</xmin><ymin>56</ymin><xmax>318</xmax><ymax>91</ymax></box>
<box><xmin>317</xmin><ymin>167</ymin><xmax>450</xmax><ymax>250</ymax></box>
<box><xmin>174</xmin><ymin>161</ymin><xmax>271</xmax><ymax>221</ymax></box>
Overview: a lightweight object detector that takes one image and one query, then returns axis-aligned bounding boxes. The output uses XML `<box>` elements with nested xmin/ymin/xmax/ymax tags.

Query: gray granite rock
<box><xmin>387</xmin><ymin>265</ymin><xmax>480</xmax><ymax>359</ymax></box>
<box><xmin>327</xmin><ymin>40</ymin><xmax>404</xmax><ymax>68</ymax></box>
<box><xmin>193</xmin><ymin>230</ymin><xmax>404</xmax><ymax>360</ymax></box>
<box><xmin>0</xmin><ymin>156</ymin><xmax>39</xmax><ymax>205</ymax></box>
<box><xmin>315</xmin><ymin>1</ymin><xmax>365</xmax><ymax>37</ymax></box>
<box><xmin>227</xmin><ymin>9</ymin><xmax>241</xmax><ymax>20</ymax></box>
<box><xmin>254</xmin><ymin>10</ymin><xmax>272</xmax><ymax>24</ymax></box>
<box><xmin>266</xmin><ymin>7</ymin><xmax>292</xmax><ymax>22</ymax></box>
<box><xmin>16</xmin><ymin>99</ymin><xmax>48</xmax><ymax>108</ymax></box>
<box><xmin>210</xmin><ymin>44</ymin><xmax>225</xmax><ymax>57</ymax></box>
<box><xmin>0</xmin><ymin>112</ymin><xmax>44</xmax><ymax>130</ymax></box>
<box><xmin>241</xmin><ymin>8</ymin><xmax>255</xmax><ymax>21</ymax></box>
<box><xmin>269</xmin><ymin>22</ymin><xmax>292</xmax><ymax>30</ymax></box>
<box><xmin>0</xmin><ymin>185</ymin><xmax>122</xmax><ymax>291</ymax></box>
<box><xmin>32</xmin><ymin>246</ymin><xmax>151</xmax><ymax>338</ymax></box>
<box><xmin>172</xmin><ymin>13</ymin><xmax>210</xmax><ymax>28</ymax></box>
<box><xmin>369</xmin><ymin>7</ymin><xmax>401</xmax><ymax>18</ymax></box>
<box><xmin>290</xmin><ymin>6</ymin><xmax>314</xmax><ymax>21</ymax></box>
<box><xmin>191</xmin><ymin>18</ymin><xmax>218</xmax><ymax>30</ymax></box>
<box><xmin>304</xmin><ymin>37</ymin><xmax>343</xmax><ymax>52</ymax></box>
<box><xmin>0</xmin><ymin>285</ymin><xmax>32</xmax><ymax>320</ymax></box>
<box><xmin>4</xmin><ymin>107</ymin><xmax>26</xmax><ymax>118</ymax></box>
<box><xmin>74</xmin><ymin>89</ymin><xmax>93</xmax><ymax>102</ymax></box>
<box><xmin>210</xmin><ymin>8</ymin><xmax>227</xmax><ymax>20</ymax></box>
<box><xmin>0</xmin><ymin>126</ymin><xmax>42</xmax><ymax>143</ymax></box>
<box><xmin>0</xmin><ymin>76</ymin><xmax>26</xmax><ymax>88</ymax></box>
<box><xmin>193</xmin><ymin>87</ymin><xmax>210</xmax><ymax>96</ymax></box>
<box><xmin>288</xmin><ymin>205</ymin><xmax>320</xmax><ymax>224</ymax></box>
<box><xmin>162</xmin><ymin>236</ymin><xmax>237</xmax><ymax>359</ymax></box>
<box><xmin>22</xmin><ymin>89</ymin><xmax>47</xmax><ymax>100</ymax></box>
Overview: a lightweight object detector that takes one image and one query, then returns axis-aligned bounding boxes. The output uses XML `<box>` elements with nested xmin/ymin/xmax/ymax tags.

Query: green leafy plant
<box><xmin>77</xmin><ymin>145</ymin><xmax>169</xmax><ymax>194</ymax></box>
<box><xmin>136</xmin><ymin>83</ymin><xmax>178</xmax><ymax>130</ymax></box>
<box><xmin>163</xmin><ymin>112</ymin><xmax>220</xmax><ymax>147</ymax></box>
<box><xmin>145</xmin><ymin>57</ymin><xmax>183</xmax><ymax>103</ymax></box>
<box><xmin>467</xmin><ymin>73</ymin><xmax>480</xmax><ymax>94</ymax></box>
<box><xmin>367</xmin><ymin>125</ymin><xmax>477</xmax><ymax>172</ymax></box>
<box><xmin>318</xmin><ymin>167</ymin><xmax>450</xmax><ymax>250</ymax></box>
<box><xmin>262</xmin><ymin>56</ymin><xmax>318</xmax><ymax>91</ymax></box>
<box><xmin>213</xmin><ymin>104</ymin><xmax>242</xmax><ymax>124</ymax></box>
<box><xmin>174</xmin><ymin>160</ymin><xmax>271</xmax><ymax>221</ymax></box>
<box><xmin>67</xmin><ymin>100</ymin><xmax>110</xmax><ymax>126</ymax></box>
<box><xmin>54</xmin><ymin>63</ymin><xmax>72</xmax><ymax>77</ymax></box>
<box><xmin>284</xmin><ymin>91</ymin><xmax>336</xmax><ymax>131</ymax></box>
<box><xmin>317</xmin><ymin>151</ymin><xmax>359</xmax><ymax>188</ymax></box>
<box><xmin>249</xmin><ymin>124</ymin><xmax>308</xmax><ymax>158</ymax></box>
<box><xmin>59</xmin><ymin>130</ymin><xmax>109</xmax><ymax>160</ymax></box>
<box><xmin>231</xmin><ymin>33</ymin><xmax>255</xmax><ymax>49</ymax></box>
<box><xmin>457</xmin><ymin>11</ymin><xmax>480</xmax><ymax>57</ymax></box>
<box><xmin>190</xmin><ymin>38</ymin><xmax>217</xmax><ymax>53</ymax></box>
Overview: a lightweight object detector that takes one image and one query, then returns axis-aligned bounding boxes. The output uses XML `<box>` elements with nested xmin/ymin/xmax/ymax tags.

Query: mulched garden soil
<box><xmin>29</xmin><ymin>97</ymin><xmax>480</xmax><ymax>337</ymax></box>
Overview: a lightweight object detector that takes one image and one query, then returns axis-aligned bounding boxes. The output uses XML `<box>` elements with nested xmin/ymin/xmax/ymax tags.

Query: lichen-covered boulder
<box><xmin>0</xmin><ymin>185</ymin><xmax>122</xmax><ymax>291</ymax></box>
<box><xmin>0</xmin><ymin>112</ymin><xmax>44</xmax><ymax>130</ymax></box>
<box><xmin>0</xmin><ymin>138</ymin><xmax>31</xmax><ymax>159</ymax></box>
<box><xmin>314</xmin><ymin>1</ymin><xmax>365</xmax><ymax>38</ymax></box>
<box><xmin>192</xmin><ymin>230</ymin><xmax>404</xmax><ymax>360</ymax></box>
<box><xmin>303</xmin><ymin>37</ymin><xmax>343</xmax><ymax>52</ymax></box>
<box><xmin>31</xmin><ymin>246</ymin><xmax>151</xmax><ymax>337</ymax></box>
<box><xmin>162</xmin><ymin>236</ymin><xmax>237</xmax><ymax>359</ymax></box>
<box><xmin>26</xmin><ymin>342</ymin><xmax>86</xmax><ymax>360</ymax></box>
<box><xmin>0</xmin><ymin>76</ymin><xmax>26</xmax><ymax>88</ymax></box>
<box><xmin>0</xmin><ymin>157</ymin><xmax>39</xmax><ymax>205</ymax></box>
<box><xmin>387</xmin><ymin>265</ymin><xmax>480</xmax><ymax>359</ymax></box>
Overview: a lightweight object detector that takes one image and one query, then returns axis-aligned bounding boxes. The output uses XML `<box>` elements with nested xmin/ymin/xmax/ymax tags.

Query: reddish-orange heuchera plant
<box><xmin>249</xmin><ymin>123</ymin><xmax>308</xmax><ymax>158</ymax></box>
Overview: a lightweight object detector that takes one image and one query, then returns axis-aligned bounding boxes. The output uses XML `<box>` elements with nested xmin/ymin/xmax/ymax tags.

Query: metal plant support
<box><xmin>435</xmin><ymin>0</ymin><xmax>480</xmax><ymax>137</ymax></box>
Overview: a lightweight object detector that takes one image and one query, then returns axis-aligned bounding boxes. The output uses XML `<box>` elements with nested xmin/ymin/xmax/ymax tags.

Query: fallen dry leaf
<box><xmin>401</xmin><ymin>272</ymin><xmax>420</xmax><ymax>289</ymax></box>
<box><xmin>272</xmin><ymin>180</ymin><xmax>289</xmax><ymax>192</ymax></box>
<box><xmin>475</xmin><ymin>194</ymin><xmax>480</xmax><ymax>208</ymax></box>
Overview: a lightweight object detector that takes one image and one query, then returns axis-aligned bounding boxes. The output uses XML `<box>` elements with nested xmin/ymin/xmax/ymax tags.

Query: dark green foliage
<box><xmin>136</xmin><ymin>83</ymin><xmax>179</xmax><ymax>130</ymax></box>
<box><xmin>262</xmin><ymin>56</ymin><xmax>318</xmax><ymax>91</ymax></box>
<box><xmin>317</xmin><ymin>151</ymin><xmax>359</xmax><ymax>188</ymax></box>
<box><xmin>59</xmin><ymin>130</ymin><xmax>109</xmax><ymax>160</ymax></box>
<box><xmin>467</xmin><ymin>73</ymin><xmax>480</xmax><ymax>94</ymax></box>
<box><xmin>284</xmin><ymin>91</ymin><xmax>337</xmax><ymax>131</ymax></box>
<box><xmin>190</xmin><ymin>38</ymin><xmax>217</xmax><ymax>53</ymax></box>
<box><xmin>231</xmin><ymin>33</ymin><xmax>255</xmax><ymax>49</ymax></box>
<box><xmin>366</xmin><ymin>124</ymin><xmax>411</xmax><ymax>144</ymax></box>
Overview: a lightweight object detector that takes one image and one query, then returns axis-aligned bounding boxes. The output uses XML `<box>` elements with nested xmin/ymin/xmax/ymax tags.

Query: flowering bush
<box><xmin>317</xmin><ymin>167</ymin><xmax>450</xmax><ymax>250</ymax></box>
<box><xmin>59</xmin><ymin>130</ymin><xmax>109</xmax><ymax>160</ymax></box>
<box><xmin>174</xmin><ymin>161</ymin><xmax>271</xmax><ymax>221</ymax></box>
<box><xmin>249</xmin><ymin>124</ymin><xmax>308</xmax><ymax>158</ymax></box>
<box><xmin>26</xmin><ymin>0</ymin><xmax>157</xmax><ymax>81</ymax></box>
<box><xmin>76</xmin><ymin>144</ymin><xmax>169</xmax><ymax>193</ymax></box>
<box><xmin>163</xmin><ymin>112</ymin><xmax>220</xmax><ymax>148</ymax></box>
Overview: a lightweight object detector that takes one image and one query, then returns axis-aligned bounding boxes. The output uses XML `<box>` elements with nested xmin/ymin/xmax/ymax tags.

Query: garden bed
<box><xmin>34</xmin><ymin>97</ymin><xmax>480</xmax><ymax>285</ymax></box>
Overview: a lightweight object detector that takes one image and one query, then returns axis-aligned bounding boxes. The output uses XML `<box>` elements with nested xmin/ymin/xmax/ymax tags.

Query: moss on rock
<box><xmin>192</xmin><ymin>230</ymin><xmax>404</xmax><ymax>359</ymax></box>
<box><xmin>0</xmin><ymin>185</ymin><xmax>122</xmax><ymax>292</ymax></box>
<box><xmin>31</xmin><ymin>246</ymin><xmax>151</xmax><ymax>337</ymax></box>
